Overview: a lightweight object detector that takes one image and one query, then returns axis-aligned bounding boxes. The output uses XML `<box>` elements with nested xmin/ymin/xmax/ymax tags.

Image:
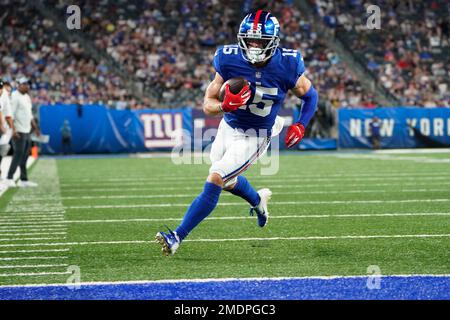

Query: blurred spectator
<box><xmin>4</xmin><ymin>0</ymin><xmax>445</xmax><ymax>113</ymax></box>
<box><xmin>43</xmin><ymin>0</ymin><xmax>374</xmax><ymax>110</ymax></box>
<box><xmin>0</xmin><ymin>1</ymin><xmax>133</xmax><ymax>107</ymax></box>
<box><xmin>369</xmin><ymin>116</ymin><xmax>381</xmax><ymax>149</ymax></box>
<box><xmin>60</xmin><ymin>119</ymin><xmax>72</xmax><ymax>155</ymax></box>
<box><xmin>311</xmin><ymin>0</ymin><xmax>450</xmax><ymax>107</ymax></box>
<box><xmin>307</xmin><ymin>100</ymin><xmax>336</xmax><ymax>138</ymax></box>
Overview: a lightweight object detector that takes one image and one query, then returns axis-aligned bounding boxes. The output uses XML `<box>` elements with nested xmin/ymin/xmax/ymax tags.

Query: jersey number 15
<box><xmin>243</xmin><ymin>85</ymin><xmax>278</xmax><ymax>117</ymax></box>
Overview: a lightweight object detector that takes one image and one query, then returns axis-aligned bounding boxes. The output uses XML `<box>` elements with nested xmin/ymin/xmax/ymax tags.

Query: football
<box><xmin>218</xmin><ymin>77</ymin><xmax>249</xmax><ymax>101</ymax></box>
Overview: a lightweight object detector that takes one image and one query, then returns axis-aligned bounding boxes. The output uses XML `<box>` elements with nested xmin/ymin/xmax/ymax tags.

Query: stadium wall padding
<box><xmin>40</xmin><ymin>105</ymin><xmax>302</xmax><ymax>154</ymax></box>
<box><xmin>39</xmin><ymin>105</ymin><xmax>192</xmax><ymax>154</ymax></box>
<box><xmin>338</xmin><ymin>107</ymin><xmax>450</xmax><ymax>148</ymax></box>
<box><xmin>40</xmin><ymin>105</ymin><xmax>450</xmax><ymax>154</ymax></box>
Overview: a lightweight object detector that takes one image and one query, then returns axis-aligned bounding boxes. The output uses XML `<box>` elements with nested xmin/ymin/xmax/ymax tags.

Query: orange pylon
<box><xmin>31</xmin><ymin>146</ymin><xmax>39</xmax><ymax>158</ymax></box>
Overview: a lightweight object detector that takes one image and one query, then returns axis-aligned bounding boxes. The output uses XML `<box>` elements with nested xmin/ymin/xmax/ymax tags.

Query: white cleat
<box><xmin>3</xmin><ymin>179</ymin><xmax>16</xmax><ymax>188</ymax></box>
<box><xmin>155</xmin><ymin>227</ymin><xmax>181</xmax><ymax>256</ymax></box>
<box><xmin>250</xmin><ymin>188</ymin><xmax>272</xmax><ymax>227</ymax></box>
<box><xmin>17</xmin><ymin>180</ymin><xmax>38</xmax><ymax>188</ymax></box>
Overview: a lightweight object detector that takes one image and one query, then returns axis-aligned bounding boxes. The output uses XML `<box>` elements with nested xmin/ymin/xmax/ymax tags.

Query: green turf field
<box><xmin>0</xmin><ymin>151</ymin><xmax>449</xmax><ymax>286</ymax></box>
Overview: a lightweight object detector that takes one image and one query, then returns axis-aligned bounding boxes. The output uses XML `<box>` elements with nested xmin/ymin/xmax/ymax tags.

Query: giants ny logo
<box><xmin>140</xmin><ymin>113</ymin><xmax>183</xmax><ymax>148</ymax></box>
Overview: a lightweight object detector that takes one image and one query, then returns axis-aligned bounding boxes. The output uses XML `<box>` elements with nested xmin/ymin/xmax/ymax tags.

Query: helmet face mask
<box><xmin>238</xmin><ymin>34</ymin><xmax>279</xmax><ymax>64</ymax></box>
<box><xmin>237</xmin><ymin>11</ymin><xmax>280</xmax><ymax>64</ymax></box>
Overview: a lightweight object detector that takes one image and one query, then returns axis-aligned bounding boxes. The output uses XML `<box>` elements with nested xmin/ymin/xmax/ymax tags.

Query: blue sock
<box><xmin>175</xmin><ymin>182</ymin><xmax>222</xmax><ymax>241</ymax></box>
<box><xmin>228</xmin><ymin>176</ymin><xmax>260</xmax><ymax>207</ymax></box>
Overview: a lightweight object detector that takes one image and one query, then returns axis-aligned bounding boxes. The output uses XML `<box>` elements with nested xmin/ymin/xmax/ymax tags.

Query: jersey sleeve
<box><xmin>212</xmin><ymin>46</ymin><xmax>225</xmax><ymax>79</ymax></box>
<box><xmin>286</xmin><ymin>51</ymin><xmax>306</xmax><ymax>89</ymax></box>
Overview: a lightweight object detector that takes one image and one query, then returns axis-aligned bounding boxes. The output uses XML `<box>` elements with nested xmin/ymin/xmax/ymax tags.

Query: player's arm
<box><xmin>203</xmin><ymin>73</ymin><xmax>252</xmax><ymax>117</ymax></box>
<box><xmin>285</xmin><ymin>75</ymin><xmax>318</xmax><ymax>148</ymax></box>
<box><xmin>203</xmin><ymin>73</ymin><xmax>225</xmax><ymax>117</ymax></box>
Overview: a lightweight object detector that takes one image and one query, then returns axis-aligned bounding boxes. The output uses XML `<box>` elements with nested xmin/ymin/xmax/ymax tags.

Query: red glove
<box><xmin>285</xmin><ymin>123</ymin><xmax>305</xmax><ymax>148</ymax></box>
<box><xmin>220</xmin><ymin>84</ymin><xmax>251</xmax><ymax>113</ymax></box>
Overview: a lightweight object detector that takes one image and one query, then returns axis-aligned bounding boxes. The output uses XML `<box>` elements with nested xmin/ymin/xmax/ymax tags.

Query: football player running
<box><xmin>156</xmin><ymin>10</ymin><xmax>318</xmax><ymax>256</ymax></box>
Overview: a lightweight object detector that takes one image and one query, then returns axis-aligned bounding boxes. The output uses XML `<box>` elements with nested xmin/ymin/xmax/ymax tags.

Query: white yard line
<box><xmin>0</xmin><ymin>227</ymin><xmax>67</xmax><ymax>231</ymax></box>
<box><xmin>0</xmin><ymin>256</ymin><xmax>68</xmax><ymax>261</ymax></box>
<box><xmin>0</xmin><ymin>210</ymin><xmax>65</xmax><ymax>214</ymax></box>
<box><xmin>57</xmin><ymin>171</ymin><xmax>450</xmax><ymax>183</ymax></box>
<box><xmin>2</xmin><ymin>273</ymin><xmax>449</xmax><ymax>287</ymax></box>
<box><xmin>0</xmin><ymin>213</ymin><xmax>65</xmax><ymax>217</ymax></box>
<box><xmin>58</xmin><ymin>175</ymin><xmax>450</xmax><ymax>187</ymax></box>
<box><xmin>0</xmin><ymin>264</ymin><xmax>68</xmax><ymax>269</ymax></box>
<box><xmin>0</xmin><ymin>219</ymin><xmax>66</xmax><ymax>223</ymax></box>
<box><xmin>0</xmin><ymin>209</ymin><xmax>64</xmax><ymax>213</ymax></box>
<box><xmin>57</xmin><ymin>181</ymin><xmax>450</xmax><ymax>193</ymax></box>
<box><xmin>0</xmin><ymin>271</ymin><xmax>71</xmax><ymax>277</ymax></box>
<box><xmin>0</xmin><ymin>232</ymin><xmax>67</xmax><ymax>236</ymax></box>
<box><xmin>0</xmin><ymin>237</ymin><xmax>66</xmax><ymax>242</ymax></box>
<box><xmin>0</xmin><ymin>159</ymin><xmax>70</xmax><ymax>277</ymax></box>
<box><xmin>0</xmin><ymin>212</ymin><xmax>446</xmax><ymax>226</ymax></box>
<box><xmin>62</xmin><ymin>212</ymin><xmax>450</xmax><ymax>224</ymax></box>
<box><xmin>11</xmin><ymin>188</ymin><xmax>449</xmax><ymax>202</ymax></box>
<box><xmin>0</xmin><ymin>218</ymin><xmax>65</xmax><ymax>223</ymax></box>
<box><xmin>0</xmin><ymin>214</ymin><xmax>65</xmax><ymax>218</ymax></box>
<box><xmin>62</xmin><ymin>198</ymin><xmax>450</xmax><ymax>210</ymax></box>
<box><xmin>0</xmin><ymin>222</ymin><xmax>68</xmax><ymax>226</ymax></box>
<box><xmin>0</xmin><ymin>233</ymin><xmax>448</xmax><ymax>248</ymax></box>
<box><xmin>66</xmin><ymin>187</ymin><xmax>447</xmax><ymax>199</ymax></box>
<box><xmin>0</xmin><ymin>210</ymin><xmax>64</xmax><ymax>214</ymax></box>
<box><xmin>0</xmin><ymin>249</ymin><xmax>69</xmax><ymax>254</ymax></box>
<box><xmin>185</xmin><ymin>234</ymin><xmax>450</xmax><ymax>242</ymax></box>
<box><xmin>0</xmin><ymin>220</ymin><xmax>65</xmax><ymax>225</ymax></box>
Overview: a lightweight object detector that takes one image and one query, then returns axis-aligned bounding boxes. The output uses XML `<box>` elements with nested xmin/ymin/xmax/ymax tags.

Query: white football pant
<box><xmin>209</xmin><ymin>116</ymin><xmax>284</xmax><ymax>188</ymax></box>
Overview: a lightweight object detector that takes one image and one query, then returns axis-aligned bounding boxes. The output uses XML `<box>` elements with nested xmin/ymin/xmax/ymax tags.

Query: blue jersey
<box><xmin>370</xmin><ymin>121</ymin><xmax>381</xmax><ymax>137</ymax></box>
<box><xmin>213</xmin><ymin>44</ymin><xmax>305</xmax><ymax>134</ymax></box>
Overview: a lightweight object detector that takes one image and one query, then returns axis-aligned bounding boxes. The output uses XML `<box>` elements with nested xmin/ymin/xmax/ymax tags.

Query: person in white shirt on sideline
<box><xmin>0</xmin><ymin>80</ymin><xmax>4</xmax><ymax>133</ymax></box>
<box><xmin>0</xmin><ymin>80</ymin><xmax>5</xmax><ymax>135</ymax></box>
<box><xmin>0</xmin><ymin>81</ymin><xmax>5</xmax><ymax>189</ymax></box>
<box><xmin>4</xmin><ymin>77</ymin><xmax>41</xmax><ymax>188</ymax></box>
<box><xmin>0</xmin><ymin>80</ymin><xmax>15</xmax><ymax>180</ymax></box>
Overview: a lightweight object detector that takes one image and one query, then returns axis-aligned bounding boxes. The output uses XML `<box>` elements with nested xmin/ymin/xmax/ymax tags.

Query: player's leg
<box><xmin>224</xmin><ymin>175</ymin><xmax>260</xmax><ymax>208</ymax></box>
<box><xmin>221</xmin><ymin>134</ymin><xmax>272</xmax><ymax>227</ymax></box>
<box><xmin>155</xmin><ymin>171</ymin><xmax>224</xmax><ymax>256</ymax></box>
<box><xmin>224</xmin><ymin>116</ymin><xmax>284</xmax><ymax>226</ymax></box>
<box><xmin>155</xmin><ymin>120</ymin><xmax>230</xmax><ymax>256</ymax></box>
<box><xmin>224</xmin><ymin>176</ymin><xmax>272</xmax><ymax>228</ymax></box>
<box><xmin>172</xmin><ymin>120</ymin><xmax>233</xmax><ymax>242</ymax></box>
<box><xmin>174</xmin><ymin>172</ymin><xmax>223</xmax><ymax>240</ymax></box>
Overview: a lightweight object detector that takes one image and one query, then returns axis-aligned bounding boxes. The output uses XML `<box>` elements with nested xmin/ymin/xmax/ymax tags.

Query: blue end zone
<box><xmin>0</xmin><ymin>276</ymin><xmax>449</xmax><ymax>300</ymax></box>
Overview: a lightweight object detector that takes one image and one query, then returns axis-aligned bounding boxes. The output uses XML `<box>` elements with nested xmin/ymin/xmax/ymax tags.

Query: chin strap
<box><xmin>247</xmin><ymin>49</ymin><xmax>266</xmax><ymax>64</ymax></box>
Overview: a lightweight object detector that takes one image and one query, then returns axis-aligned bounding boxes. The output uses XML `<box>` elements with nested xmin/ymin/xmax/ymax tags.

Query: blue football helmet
<box><xmin>237</xmin><ymin>10</ymin><xmax>280</xmax><ymax>64</ymax></box>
